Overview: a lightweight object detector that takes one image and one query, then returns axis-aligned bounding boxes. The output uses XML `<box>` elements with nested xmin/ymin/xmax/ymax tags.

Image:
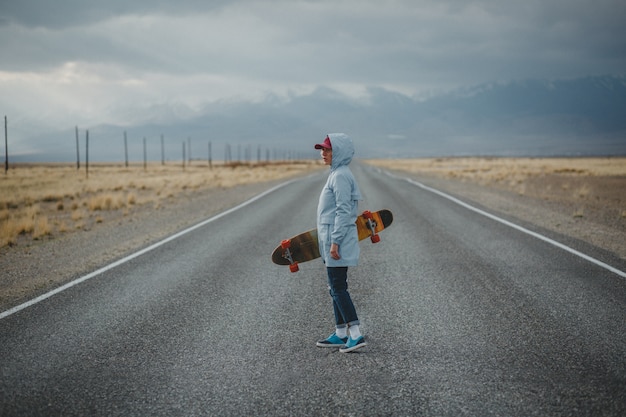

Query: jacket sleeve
<box><xmin>330</xmin><ymin>170</ymin><xmax>356</xmax><ymax>246</ymax></box>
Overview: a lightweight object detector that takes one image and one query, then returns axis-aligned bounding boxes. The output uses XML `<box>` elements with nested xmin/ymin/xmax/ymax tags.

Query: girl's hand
<box><xmin>330</xmin><ymin>243</ymin><xmax>341</xmax><ymax>260</ymax></box>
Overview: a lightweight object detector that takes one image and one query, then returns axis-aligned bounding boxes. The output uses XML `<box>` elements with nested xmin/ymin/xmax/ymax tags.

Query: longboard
<box><xmin>271</xmin><ymin>209</ymin><xmax>393</xmax><ymax>272</ymax></box>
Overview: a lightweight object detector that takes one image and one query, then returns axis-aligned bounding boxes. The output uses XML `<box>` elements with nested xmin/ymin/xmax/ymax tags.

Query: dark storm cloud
<box><xmin>0</xmin><ymin>0</ymin><xmax>624</xmax><ymax>155</ymax></box>
<box><xmin>0</xmin><ymin>0</ymin><xmax>235</xmax><ymax>28</ymax></box>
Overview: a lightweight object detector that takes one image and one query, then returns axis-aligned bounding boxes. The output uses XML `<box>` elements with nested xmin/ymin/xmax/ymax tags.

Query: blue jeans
<box><xmin>327</xmin><ymin>267</ymin><xmax>360</xmax><ymax>328</ymax></box>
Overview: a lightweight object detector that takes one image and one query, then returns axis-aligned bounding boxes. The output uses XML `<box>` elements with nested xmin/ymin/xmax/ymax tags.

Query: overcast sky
<box><xmin>1</xmin><ymin>0</ymin><xmax>625</xmax><ymax>151</ymax></box>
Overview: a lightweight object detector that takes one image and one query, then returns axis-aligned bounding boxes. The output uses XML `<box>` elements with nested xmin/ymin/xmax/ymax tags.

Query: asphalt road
<box><xmin>1</xmin><ymin>163</ymin><xmax>625</xmax><ymax>416</ymax></box>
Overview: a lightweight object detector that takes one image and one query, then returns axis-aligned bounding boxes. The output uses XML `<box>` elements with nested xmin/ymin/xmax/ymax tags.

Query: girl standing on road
<box><xmin>314</xmin><ymin>133</ymin><xmax>367</xmax><ymax>353</ymax></box>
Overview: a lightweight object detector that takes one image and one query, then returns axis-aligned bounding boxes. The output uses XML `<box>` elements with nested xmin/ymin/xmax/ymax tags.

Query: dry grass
<box><xmin>0</xmin><ymin>161</ymin><xmax>322</xmax><ymax>248</ymax></box>
<box><xmin>366</xmin><ymin>156</ymin><xmax>626</xmax><ymax>222</ymax></box>
<box><xmin>366</xmin><ymin>157</ymin><xmax>626</xmax><ymax>183</ymax></box>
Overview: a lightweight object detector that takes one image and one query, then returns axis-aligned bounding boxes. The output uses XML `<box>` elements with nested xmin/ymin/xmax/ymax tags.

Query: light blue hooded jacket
<box><xmin>317</xmin><ymin>133</ymin><xmax>362</xmax><ymax>267</ymax></box>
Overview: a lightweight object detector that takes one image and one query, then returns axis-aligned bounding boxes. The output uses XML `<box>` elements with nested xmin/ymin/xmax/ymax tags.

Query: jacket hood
<box><xmin>327</xmin><ymin>133</ymin><xmax>354</xmax><ymax>170</ymax></box>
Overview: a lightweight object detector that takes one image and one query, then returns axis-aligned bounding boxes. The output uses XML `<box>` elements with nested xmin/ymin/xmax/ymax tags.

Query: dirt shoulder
<box><xmin>367</xmin><ymin>157</ymin><xmax>626</xmax><ymax>262</ymax></box>
<box><xmin>0</xmin><ymin>164</ymin><xmax>321</xmax><ymax>312</ymax></box>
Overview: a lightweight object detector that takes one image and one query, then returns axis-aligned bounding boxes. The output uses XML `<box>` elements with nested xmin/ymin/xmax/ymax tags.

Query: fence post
<box><xmin>161</xmin><ymin>134</ymin><xmax>165</xmax><ymax>165</ymax></box>
<box><xmin>124</xmin><ymin>131</ymin><xmax>129</xmax><ymax>168</ymax></box>
<box><xmin>4</xmin><ymin>116</ymin><xmax>8</xmax><ymax>175</ymax></box>
<box><xmin>187</xmin><ymin>137</ymin><xmax>191</xmax><ymax>166</ymax></box>
<box><xmin>85</xmin><ymin>129</ymin><xmax>89</xmax><ymax>179</ymax></box>
<box><xmin>75</xmin><ymin>126</ymin><xmax>80</xmax><ymax>170</ymax></box>
<box><xmin>143</xmin><ymin>137</ymin><xmax>147</xmax><ymax>171</ymax></box>
<box><xmin>208</xmin><ymin>141</ymin><xmax>212</xmax><ymax>169</ymax></box>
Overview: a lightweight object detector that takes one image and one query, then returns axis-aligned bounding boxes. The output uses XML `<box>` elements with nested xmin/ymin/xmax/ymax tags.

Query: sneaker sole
<box><xmin>316</xmin><ymin>342</ymin><xmax>345</xmax><ymax>348</ymax></box>
<box><xmin>339</xmin><ymin>341</ymin><xmax>367</xmax><ymax>353</ymax></box>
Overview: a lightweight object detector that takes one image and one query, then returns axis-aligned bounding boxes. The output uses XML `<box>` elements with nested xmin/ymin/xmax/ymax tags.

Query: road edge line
<box><xmin>0</xmin><ymin>178</ymin><xmax>301</xmax><ymax>320</ymax></box>
<box><xmin>381</xmin><ymin>169</ymin><xmax>626</xmax><ymax>279</ymax></box>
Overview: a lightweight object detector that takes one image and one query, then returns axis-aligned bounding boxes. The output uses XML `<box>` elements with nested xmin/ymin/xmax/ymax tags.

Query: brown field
<box><xmin>366</xmin><ymin>156</ymin><xmax>626</xmax><ymax>258</ymax></box>
<box><xmin>365</xmin><ymin>157</ymin><xmax>626</xmax><ymax>210</ymax></box>
<box><xmin>366</xmin><ymin>156</ymin><xmax>626</xmax><ymax>181</ymax></box>
<box><xmin>3</xmin><ymin>157</ymin><xmax>624</xmax><ymax>251</ymax></box>
<box><xmin>0</xmin><ymin>161</ymin><xmax>323</xmax><ymax>248</ymax></box>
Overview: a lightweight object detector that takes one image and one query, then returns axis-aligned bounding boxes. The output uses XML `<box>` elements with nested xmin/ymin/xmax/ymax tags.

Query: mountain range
<box><xmin>10</xmin><ymin>75</ymin><xmax>626</xmax><ymax>162</ymax></box>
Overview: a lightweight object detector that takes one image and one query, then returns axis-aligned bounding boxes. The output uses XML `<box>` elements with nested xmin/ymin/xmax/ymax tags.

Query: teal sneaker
<box><xmin>339</xmin><ymin>336</ymin><xmax>367</xmax><ymax>353</ymax></box>
<box><xmin>316</xmin><ymin>333</ymin><xmax>348</xmax><ymax>348</ymax></box>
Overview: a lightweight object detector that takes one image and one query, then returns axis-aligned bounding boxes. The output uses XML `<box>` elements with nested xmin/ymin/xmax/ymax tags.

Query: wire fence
<box><xmin>2</xmin><ymin>118</ymin><xmax>310</xmax><ymax>176</ymax></box>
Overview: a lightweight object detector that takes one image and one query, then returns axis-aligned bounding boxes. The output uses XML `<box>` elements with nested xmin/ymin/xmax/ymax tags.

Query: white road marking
<box><xmin>0</xmin><ymin>179</ymin><xmax>299</xmax><ymax>320</ymax></box>
<box><xmin>382</xmin><ymin>169</ymin><xmax>626</xmax><ymax>279</ymax></box>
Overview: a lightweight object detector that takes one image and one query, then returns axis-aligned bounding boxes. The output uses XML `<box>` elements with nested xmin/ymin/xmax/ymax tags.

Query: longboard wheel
<box><xmin>281</xmin><ymin>239</ymin><xmax>291</xmax><ymax>249</ymax></box>
<box><xmin>289</xmin><ymin>263</ymin><xmax>299</xmax><ymax>273</ymax></box>
<box><xmin>370</xmin><ymin>234</ymin><xmax>381</xmax><ymax>243</ymax></box>
<box><xmin>363</xmin><ymin>210</ymin><xmax>373</xmax><ymax>219</ymax></box>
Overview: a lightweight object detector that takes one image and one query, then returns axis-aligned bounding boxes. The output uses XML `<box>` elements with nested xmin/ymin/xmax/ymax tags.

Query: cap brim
<box><xmin>314</xmin><ymin>144</ymin><xmax>331</xmax><ymax>149</ymax></box>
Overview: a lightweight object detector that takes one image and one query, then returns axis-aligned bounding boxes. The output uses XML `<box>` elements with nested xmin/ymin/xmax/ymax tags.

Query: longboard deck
<box><xmin>271</xmin><ymin>209</ymin><xmax>393</xmax><ymax>268</ymax></box>
<box><xmin>271</xmin><ymin>229</ymin><xmax>320</xmax><ymax>266</ymax></box>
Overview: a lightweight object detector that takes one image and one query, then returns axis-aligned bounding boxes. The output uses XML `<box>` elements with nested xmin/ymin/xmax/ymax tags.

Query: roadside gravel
<box><xmin>0</xmin><ymin>180</ymin><xmax>290</xmax><ymax>311</ymax></box>
<box><xmin>391</xmin><ymin>170</ymin><xmax>626</xmax><ymax>261</ymax></box>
